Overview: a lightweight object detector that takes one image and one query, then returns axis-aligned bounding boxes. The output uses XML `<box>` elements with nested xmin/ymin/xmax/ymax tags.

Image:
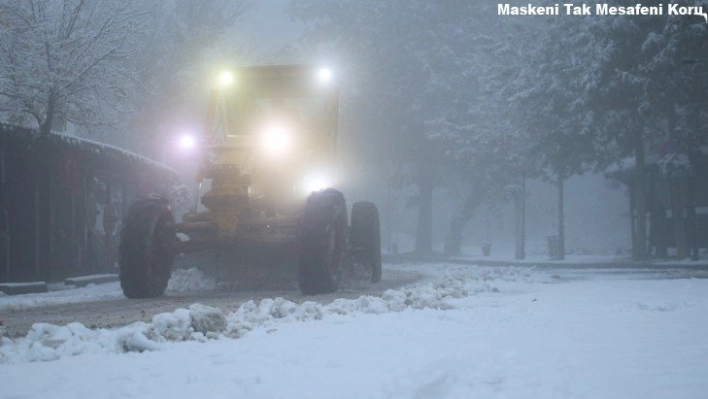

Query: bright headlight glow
<box><xmin>218</xmin><ymin>70</ymin><xmax>234</xmax><ymax>87</ymax></box>
<box><xmin>262</xmin><ymin>125</ymin><xmax>291</xmax><ymax>155</ymax></box>
<box><xmin>303</xmin><ymin>173</ymin><xmax>331</xmax><ymax>193</ymax></box>
<box><xmin>318</xmin><ymin>67</ymin><xmax>333</xmax><ymax>83</ymax></box>
<box><xmin>178</xmin><ymin>134</ymin><xmax>196</xmax><ymax>150</ymax></box>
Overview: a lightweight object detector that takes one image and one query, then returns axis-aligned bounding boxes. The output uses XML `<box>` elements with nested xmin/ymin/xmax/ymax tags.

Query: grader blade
<box><xmin>174</xmin><ymin>239</ymin><xmax>299</xmax><ymax>290</ymax></box>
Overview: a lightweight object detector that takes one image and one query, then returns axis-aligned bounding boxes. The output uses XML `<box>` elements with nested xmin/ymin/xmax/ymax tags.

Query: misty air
<box><xmin>0</xmin><ymin>1</ymin><xmax>707</xmax><ymax>397</ymax></box>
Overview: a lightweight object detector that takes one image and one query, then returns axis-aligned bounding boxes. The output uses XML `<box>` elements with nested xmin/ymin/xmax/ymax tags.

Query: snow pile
<box><xmin>224</xmin><ymin>269</ymin><xmax>514</xmax><ymax>338</ymax></box>
<box><xmin>0</xmin><ymin>267</ymin><xmax>525</xmax><ymax>364</ymax></box>
<box><xmin>0</xmin><ymin>303</ymin><xmax>227</xmax><ymax>363</ymax></box>
<box><xmin>225</xmin><ymin>298</ymin><xmax>325</xmax><ymax>338</ymax></box>
<box><xmin>167</xmin><ymin>267</ymin><xmax>217</xmax><ymax>293</ymax></box>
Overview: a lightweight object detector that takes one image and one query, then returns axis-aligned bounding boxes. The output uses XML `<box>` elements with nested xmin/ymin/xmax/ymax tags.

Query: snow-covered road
<box><xmin>1</xmin><ymin>263</ymin><xmax>707</xmax><ymax>398</ymax></box>
<box><xmin>0</xmin><ymin>267</ymin><xmax>423</xmax><ymax>338</ymax></box>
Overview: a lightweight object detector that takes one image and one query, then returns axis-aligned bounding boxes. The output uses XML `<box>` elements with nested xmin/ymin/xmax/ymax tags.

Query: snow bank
<box><xmin>0</xmin><ymin>266</ymin><xmax>528</xmax><ymax>364</ymax></box>
<box><xmin>0</xmin><ymin>303</ymin><xmax>228</xmax><ymax>363</ymax></box>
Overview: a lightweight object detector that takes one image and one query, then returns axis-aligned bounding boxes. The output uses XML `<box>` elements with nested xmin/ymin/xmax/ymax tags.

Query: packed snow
<box><xmin>1</xmin><ymin>262</ymin><xmax>707</xmax><ymax>398</ymax></box>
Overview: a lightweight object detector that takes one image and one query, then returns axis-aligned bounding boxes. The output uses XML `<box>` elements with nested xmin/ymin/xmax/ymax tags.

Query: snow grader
<box><xmin>118</xmin><ymin>65</ymin><xmax>382</xmax><ymax>298</ymax></box>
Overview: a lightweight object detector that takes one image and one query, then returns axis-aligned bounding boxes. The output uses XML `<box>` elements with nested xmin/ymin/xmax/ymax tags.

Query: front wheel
<box><xmin>119</xmin><ymin>195</ymin><xmax>176</xmax><ymax>298</ymax></box>
<box><xmin>298</xmin><ymin>188</ymin><xmax>348</xmax><ymax>295</ymax></box>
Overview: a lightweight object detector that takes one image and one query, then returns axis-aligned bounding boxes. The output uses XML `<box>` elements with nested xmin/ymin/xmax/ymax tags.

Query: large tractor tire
<box><xmin>119</xmin><ymin>195</ymin><xmax>176</xmax><ymax>299</ymax></box>
<box><xmin>349</xmin><ymin>201</ymin><xmax>382</xmax><ymax>283</ymax></box>
<box><xmin>298</xmin><ymin>188</ymin><xmax>348</xmax><ymax>295</ymax></box>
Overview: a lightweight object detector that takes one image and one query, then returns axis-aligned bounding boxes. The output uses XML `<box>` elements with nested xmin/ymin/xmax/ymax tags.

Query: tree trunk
<box><xmin>634</xmin><ymin>132</ymin><xmax>647</xmax><ymax>260</ymax></box>
<box><xmin>0</xmin><ymin>147</ymin><xmax>9</xmax><ymax>282</ymax></box>
<box><xmin>445</xmin><ymin>216</ymin><xmax>466</xmax><ymax>256</ymax></box>
<box><xmin>444</xmin><ymin>183</ymin><xmax>486</xmax><ymax>256</ymax></box>
<box><xmin>687</xmin><ymin>176</ymin><xmax>699</xmax><ymax>261</ymax></box>
<box><xmin>414</xmin><ymin>136</ymin><xmax>439</xmax><ymax>256</ymax></box>
<box><xmin>515</xmin><ymin>177</ymin><xmax>526</xmax><ymax>260</ymax></box>
<box><xmin>40</xmin><ymin>90</ymin><xmax>57</xmax><ymax>136</ymax></box>
<box><xmin>557</xmin><ymin>177</ymin><xmax>565</xmax><ymax>260</ymax></box>
<box><xmin>671</xmin><ymin>178</ymin><xmax>688</xmax><ymax>259</ymax></box>
<box><xmin>686</xmin><ymin>116</ymin><xmax>700</xmax><ymax>261</ymax></box>
<box><xmin>648</xmin><ymin>178</ymin><xmax>668</xmax><ymax>259</ymax></box>
<box><xmin>628</xmin><ymin>181</ymin><xmax>637</xmax><ymax>259</ymax></box>
<box><xmin>415</xmin><ymin>173</ymin><xmax>433</xmax><ymax>255</ymax></box>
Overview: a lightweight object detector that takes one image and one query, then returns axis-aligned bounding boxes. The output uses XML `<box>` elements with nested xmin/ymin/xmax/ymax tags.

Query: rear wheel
<box><xmin>349</xmin><ymin>201</ymin><xmax>382</xmax><ymax>283</ymax></box>
<box><xmin>119</xmin><ymin>195</ymin><xmax>176</xmax><ymax>298</ymax></box>
<box><xmin>298</xmin><ymin>188</ymin><xmax>348</xmax><ymax>295</ymax></box>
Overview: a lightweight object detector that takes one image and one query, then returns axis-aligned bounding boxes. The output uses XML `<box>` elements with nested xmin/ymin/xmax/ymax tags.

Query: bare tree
<box><xmin>0</xmin><ymin>0</ymin><xmax>155</xmax><ymax>135</ymax></box>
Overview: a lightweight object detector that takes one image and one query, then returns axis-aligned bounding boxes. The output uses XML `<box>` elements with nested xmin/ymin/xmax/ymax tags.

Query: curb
<box><xmin>383</xmin><ymin>254</ymin><xmax>708</xmax><ymax>271</ymax></box>
<box><xmin>0</xmin><ymin>282</ymin><xmax>49</xmax><ymax>296</ymax></box>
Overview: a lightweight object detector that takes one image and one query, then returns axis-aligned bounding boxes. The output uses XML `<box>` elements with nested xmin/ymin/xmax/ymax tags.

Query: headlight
<box><xmin>217</xmin><ymin>70</ymin><xmax>234</xmax><ymax>88</ymax></box>
<box><xmin>318</xmin><ymin>67</ymin><xmax>333</xmax><ymax>83</ymax></box>
<box><xmin>178</xmin><ymin>134</ymin><xmax>196</xmax><ymax>150</ymax></box>
<box><xmin>261</xmin><ymin>125</ymin><xmax>291</xmax><ymax>155</ymax></box>
<box><xmin>303</xmin><ymin>173</ymin><xmax>331</xmax><ymax>193</ymax></box>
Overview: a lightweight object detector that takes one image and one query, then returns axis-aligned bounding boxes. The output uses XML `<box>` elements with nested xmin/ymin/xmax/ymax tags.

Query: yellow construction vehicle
<box><xmin>118</xmin><ymin>65</ymin><xmax>381</xmax><ymax>298</ymax></box>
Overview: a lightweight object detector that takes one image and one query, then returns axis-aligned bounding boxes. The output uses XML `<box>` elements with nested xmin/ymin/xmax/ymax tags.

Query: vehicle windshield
<box><xmin>228</xmin><ymin>94</ymin><xmax>328</xmax><ymax>136</ymax></box>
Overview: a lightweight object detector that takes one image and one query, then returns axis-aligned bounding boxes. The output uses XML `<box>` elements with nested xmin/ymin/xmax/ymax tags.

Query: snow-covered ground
<box><xmin>1</xmin><ymin>263</ymin><xmax>707</xmax><ymax>398</ymax></box>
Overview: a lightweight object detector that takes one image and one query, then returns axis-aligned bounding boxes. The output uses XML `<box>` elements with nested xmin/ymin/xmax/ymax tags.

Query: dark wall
<box><xmin>0</xmin><ymin>125</ymin><xmax>176</xmax><ymax>283</ymax></box>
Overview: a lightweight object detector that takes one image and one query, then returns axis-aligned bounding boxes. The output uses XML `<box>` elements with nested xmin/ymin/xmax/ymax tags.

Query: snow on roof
<box><xmin>51</xmin><ymin>131</ymin><xmax>178</xmax><ymax>178</ymax></box>
<box><xmin>1</xmin><ymin>123</ymin><xmax>177</xmax><ymax>178</ymax></box>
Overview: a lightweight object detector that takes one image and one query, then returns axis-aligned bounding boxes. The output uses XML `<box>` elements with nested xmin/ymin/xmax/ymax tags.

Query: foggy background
<box><xmin>2</xmin><ymin>0</ymin><xmax>707</xmax><ymax>259</ymax></box>
<box><xmin>230</xmin><ymin>1</ymin><xmax>633</xmax><ymax>257</ymax></box>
